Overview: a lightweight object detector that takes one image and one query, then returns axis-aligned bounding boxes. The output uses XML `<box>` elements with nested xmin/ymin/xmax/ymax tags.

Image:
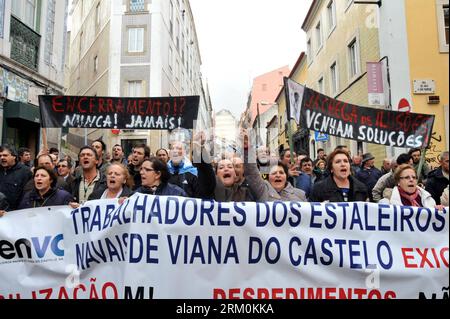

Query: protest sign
<box><xmin>0</xmin><ymin>195</ymin><xmax>448</xmax><ymax>299</ymax></box>
<box><xmin>38</xmin><ymin>95</ymin><xmax>200</xmax><ymax>130</ymax></box>
<box><xmin>286</xmin><ymin>79</ymin><xmax>435</xmax><ymax>148</ymax></box>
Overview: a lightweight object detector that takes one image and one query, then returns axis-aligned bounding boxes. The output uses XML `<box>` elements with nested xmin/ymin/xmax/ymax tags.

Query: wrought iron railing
<box><xmin>10</xmin><ymin>16</ymin><xmax>41</xmax><ymax>71</ymax></box>
<box><xmin>130</xmin><ymin>0</ymin><xmax>145</xmax><ymax>12</ymax></box>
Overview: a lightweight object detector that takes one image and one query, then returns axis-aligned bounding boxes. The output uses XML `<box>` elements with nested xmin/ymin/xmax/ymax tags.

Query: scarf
<box><xmin>167</xmin><ymin>158</ymin><xmax>198</xmax><ymax>176</ymax></box>
<box><xmin>398</xmin><ymin>187</ymin><xmax>422</xmax><ymax>207</ymax></box>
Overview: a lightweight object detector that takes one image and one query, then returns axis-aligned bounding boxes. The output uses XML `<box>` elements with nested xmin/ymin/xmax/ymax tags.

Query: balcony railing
<box><xmin>130</xmin><ymin>0</ymin><xmax>145</xmax><ymax>12</ymax></box>
<box><xmin>10</xmin><ymin>16</ymin><xmax>41</xmax><ymax>71</ymax></box>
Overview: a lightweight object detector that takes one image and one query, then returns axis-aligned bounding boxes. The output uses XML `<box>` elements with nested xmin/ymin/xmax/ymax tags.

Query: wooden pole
<box><xmin>41</xmin><ymin>127</ymin><xmax>48</xmax><ymax>151</ymax></box>
<box><xmin>283</xmin><ymin>77</ymin><xmax>296</xmax><ymax>165</ymax></box>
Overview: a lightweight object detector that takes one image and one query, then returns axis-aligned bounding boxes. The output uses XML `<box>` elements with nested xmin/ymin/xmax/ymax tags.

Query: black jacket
<box><xmin>128</xmin><ymin>165</ymin><xmax>142</xmax><ymax>191</ymax></box>
<box><xmin>71</xmin><ymin>172</ymin><xmax>107</xmax><ymax>203</ymax></box>
<box><xmin>192</xmin><ymin>147</ymin><xmax>217</xmax><ymax>200</ymax></box>
<box><xmin>0</xmin><ymin>192</ymin><xmax>9</xmax><ymax>211</ymax></box>
<box><xmin>168</xmin><ymin>171</ymin><xmax>199</xmax><ymax>198</ymax></box>
<box><xmin>425</xmin><ymin>168</ymin><xmax>449</xmax><ymax>205</ymax></box>
<box><xmin>134</xmin><ymin>183</ymin><xmax>187</xmax><ymax>197</ymax></box>
<box><xmin>88</xmin><ymin>185</ymin><xmax>133</xmax><ymax>200</ymax></box>
<box><xmin>0</xmin><ymin>162</ymin><xmax>32</xmax><ymax>210</ymax></box>
<box><xmin>18</xmin><ymin>187</ymin><xmax>73</xmax><ymax>209</ymax></box>
<box><xmin>310</xmin><ymin>175</ymin><xmax>368</xmax><ymax>203</ymax></box>
<box><xmin>214</xmin><ymin>177</ymin><xmax>255</xmax><ymax>202</ymax></box>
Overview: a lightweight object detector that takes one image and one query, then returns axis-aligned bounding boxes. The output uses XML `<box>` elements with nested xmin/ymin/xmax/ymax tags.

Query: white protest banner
<box><xmin>0</xmin><ymin>194</ymin><xmax>448</xmax><ymax>299</ymax></box>
<box><xmin>0</xmin><ymin>206</ymin><xmax>70</xmax><ymax>299</ymax></box>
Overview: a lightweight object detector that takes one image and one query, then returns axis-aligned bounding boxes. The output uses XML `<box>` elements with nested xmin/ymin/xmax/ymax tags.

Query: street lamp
<box><xmin>354</xmin><ymin>0</ymin><xmax>382</xmax><ymax>6</ymax></box>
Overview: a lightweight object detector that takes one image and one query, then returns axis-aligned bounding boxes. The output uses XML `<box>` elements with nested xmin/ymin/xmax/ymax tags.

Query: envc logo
<box><xmin>0</xmin><ymin>234</ymin><xmax>64</xmax><ymax>260</ymax></box>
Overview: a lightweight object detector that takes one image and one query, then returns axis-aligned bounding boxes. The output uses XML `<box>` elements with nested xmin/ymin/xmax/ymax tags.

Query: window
<box><xmin>348</xmin><ymin>38</ymin><xmax>359</xmax><ymax>79</ymax></box>
<box><xmin>0</xmin><ymin>0</ymin><xmax>5</xmax><ymax>37</ymax></box>
<box><xmin>318</xmin><ymin>77</ymin><xmax>324</xmax><ymax>94</ymax></box>
<box><xmin>445</xmin><ymin>5</ymin><xmax>449</xmax><ymax>44</ymax></box>
<box><xmin>181</xmin><ymin>34</ymin><xmax>185</xmax><ymax>62</ymax></box>
<box><xmin>79</xmin><ymin>31</ymin><xmax>84</xmax><ymax>55</ymax></box>
<box><xmin>94</xmin><ymin>55</ymin><xmax>98</xmax><ymax>72</ymax></box>
<box><xmin>315</xmin><ymin>21</ymin><xmax>323</xmax><ymax>52</ymax></box>
<box><xmin>437</xmin><ymin>0</ymin><xmax>449</xmax><ymax>52</ymax></box>
<box><xmin>175</xmin><ymin>60</ymin><xmax>180</xmax><ymax>80</ymax></box>
<box><xmin>168</xmin><ymin>46</ymin><xmax>173</xmax><ymax>71</ymax></box>
<box><xmin>330</xmin><ymin>61</ymin><xmax>338</xmax><ymax>95</ymax></box>
<box><xmin>307</xmin><ymin>38</ymin><xmax>312</xmax><ymax>63</ymax></box>
<box><xmin>24</xmin><ymin>0</ymin><xmax>36</xmax><ymax>28</ymax></box>
<box><xmin>169</xmin><ymin>1</ymin><xmax>174</xmax><ymax>36</ymax></box>
<box><xmin>128</xmin><ymin>81</ymin><xmax>142</xmax><ymax>97</ymax></box>
<box><xmin>96</xmin><ymin>2</ymin><xmax>101</xmax><ymax>27</ymax></box>
<box><xmin>176</xmin><ymin>19</ymin><xmax>180</xmax><ymax>50</ymax></box>
<box><xmin>128</xmin><ymin>27</ymin><xmax>144</xmax><ymax>52</ymax></box>
<box><xmin>327</xmin><ymin>0</ymin><xmax>336</xmax><ymax>34</ymax></box>
<box><xmin>44</xmin><ymin>0</ymin><xmax>55</xmax><ymax>65</ymax></box>
<box><xmin>129</xmin><ymin>0</ymin><xmax>145</xmax><ymax>12</ymax></box>
<box><xmin>262</xmin><ymin>84</ymin><xmax>268</xmax><ymax>91</ymax></box>
<box><xmin>12</xmin><ymin>0</ymin><xmax>36</xmax><ymax>29</ymax></box>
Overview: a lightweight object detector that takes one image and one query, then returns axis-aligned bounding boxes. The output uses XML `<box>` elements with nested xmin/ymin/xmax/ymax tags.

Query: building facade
<box><xmin>66</xmin><ymin>0</ymin><xmax>211</xmax><ymax>156</ymax></box>
<box><xmin>302</xmin><ymin>0</ymin><xmax>386</xmax><ymax>164</ymax></box>
<box><xmin>0</xmin><ymin>0</ymin><xmax>68</xmax><ymax>157</ymax></box>
<box><xmin>247</xmin><ymin>65</ymin><xmax>290</xmax><ymax>127</ymax></box>
<box><xmin>214</xmin><ymin>109</ymin><xmax>237</xmax><ymax>156</ymax></box>
<box><xmin>379</xmin><ymin>0</ymin><xmax>449</xmax><ymax>166</ymax></box>
<box><xmin>252</xmin><ymin>102</ymin><xmax>277</xmax><ymax>150</ymax></box>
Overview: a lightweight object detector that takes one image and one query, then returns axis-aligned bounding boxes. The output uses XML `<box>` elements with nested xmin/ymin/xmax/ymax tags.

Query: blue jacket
<box><xmin>167</xmin><ymin>158</ymin><xmax>198</xmax><ymax>176</ymax></box>
<box><xmin>356</xmin><ymin>167</ymin><xmax>382</xmax><ymax>201</ymax></box>
<box><xmin>18</xmin><ymin>187</ymin><xmax>73</xmax><ymax>210</ymax></box>
<box><xmin>295</xmin><ymin>173</ymin><xmax>312</xmax><ymax>199</ymax></box>
<box><xmin>167</xmin><ymin>158</ymin><xmax>199</xmax><ymax>197</ymax></box>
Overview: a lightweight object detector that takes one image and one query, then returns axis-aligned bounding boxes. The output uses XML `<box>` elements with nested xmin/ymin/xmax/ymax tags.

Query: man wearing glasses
<box><xmin>23</xmin><ymin>154</ymin><xmax>68</xmax><ymax>193</ymax></box>
<box><xmin>57</xmin><ymin>159</ymin><xmax>75</xmax><ymax>193</ymax></box>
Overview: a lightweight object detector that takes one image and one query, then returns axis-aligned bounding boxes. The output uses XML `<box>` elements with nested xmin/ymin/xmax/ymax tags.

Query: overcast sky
<box><xmin>190</xmin><ymin>0</ymin><xmax>313</xmax><ymax>119</ymax></box>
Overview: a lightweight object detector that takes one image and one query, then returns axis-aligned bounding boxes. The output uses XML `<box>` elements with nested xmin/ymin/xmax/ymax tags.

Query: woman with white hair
<box><xmin>381</xmin><ymin>164</ymin><xmax>444</xmax><ymax>210</ymax></box>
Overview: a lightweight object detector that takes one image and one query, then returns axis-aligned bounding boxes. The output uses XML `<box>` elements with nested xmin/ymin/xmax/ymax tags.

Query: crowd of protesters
<box><xmin>0</xmin><ymin>132</ymin><xmax>448</xmax><ymax>217</ymax></box>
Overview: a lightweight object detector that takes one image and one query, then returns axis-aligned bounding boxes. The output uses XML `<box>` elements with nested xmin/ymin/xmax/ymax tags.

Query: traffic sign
<box><xmin>315</xmin><ymin>131</ymin><xmax>329</xmax><ymax>142</ymax></box>
<box><xmin>398</xmin><ymin>98</ymin><xmax>411</xmax><ymax>113</ymax></box>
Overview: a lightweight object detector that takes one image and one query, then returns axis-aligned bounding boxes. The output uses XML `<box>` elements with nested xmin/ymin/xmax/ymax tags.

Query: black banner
<box><xmin>38</xmin><ymin>95</ymin><xmax>200</xmax><ymax>130</ymax></box>
<box><xmin>293</xmin><ymin>83</ymin><xmax>435</xmax><ymax>148</ymax></box>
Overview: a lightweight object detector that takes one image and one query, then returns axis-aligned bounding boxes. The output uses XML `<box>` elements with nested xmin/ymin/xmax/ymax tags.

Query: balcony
<box><xmin>130</xmin><ymin>0</ymin><xmax>145</xmax><ymax>12</ymax></box>
<box><xmin>10</xmin><ymin>16</ymin><xmax>41</xmax><ymax>71</ymax></box>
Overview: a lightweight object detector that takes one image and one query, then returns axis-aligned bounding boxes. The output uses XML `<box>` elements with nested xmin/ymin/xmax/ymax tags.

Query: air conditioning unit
<box><xmin>427</xmin><ymin>96</ymin><xmax>440</xmax><ymax>104</ymax></box>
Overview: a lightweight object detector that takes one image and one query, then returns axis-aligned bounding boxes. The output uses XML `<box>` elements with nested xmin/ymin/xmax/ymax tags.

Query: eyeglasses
<box><xmin>57</xmin><ymin>165</ymin><xmax>68</xmax><ymax>168</ymax></box>
<box><xmin>399</xmin><ymin>176</ymin><xmax>418</xmax><ymax>180</ymax></box>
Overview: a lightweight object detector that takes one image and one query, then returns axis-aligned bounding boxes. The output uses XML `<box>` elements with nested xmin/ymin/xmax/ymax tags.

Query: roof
<box><xmin>301</xmin><ymin>0</ymin><xmax>320</xmax><ymax>31</ymax></box>
<box><xmin>266</xmin><ymin>115</ymin><xmax>278</xmax><ymax>128</ymax></box>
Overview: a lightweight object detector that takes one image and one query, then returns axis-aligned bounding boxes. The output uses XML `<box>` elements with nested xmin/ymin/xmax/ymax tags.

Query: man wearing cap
<box><xmin>356</xmin><ymin>153</ymin><xmax>382</xmax><ymax>202</ymax></box>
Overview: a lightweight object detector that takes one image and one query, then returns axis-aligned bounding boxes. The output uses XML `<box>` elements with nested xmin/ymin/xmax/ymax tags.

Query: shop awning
<box><xmin>3</xmin><ymin>100</ymin><xmax>40</xmax><ymax>124</ymax></box>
